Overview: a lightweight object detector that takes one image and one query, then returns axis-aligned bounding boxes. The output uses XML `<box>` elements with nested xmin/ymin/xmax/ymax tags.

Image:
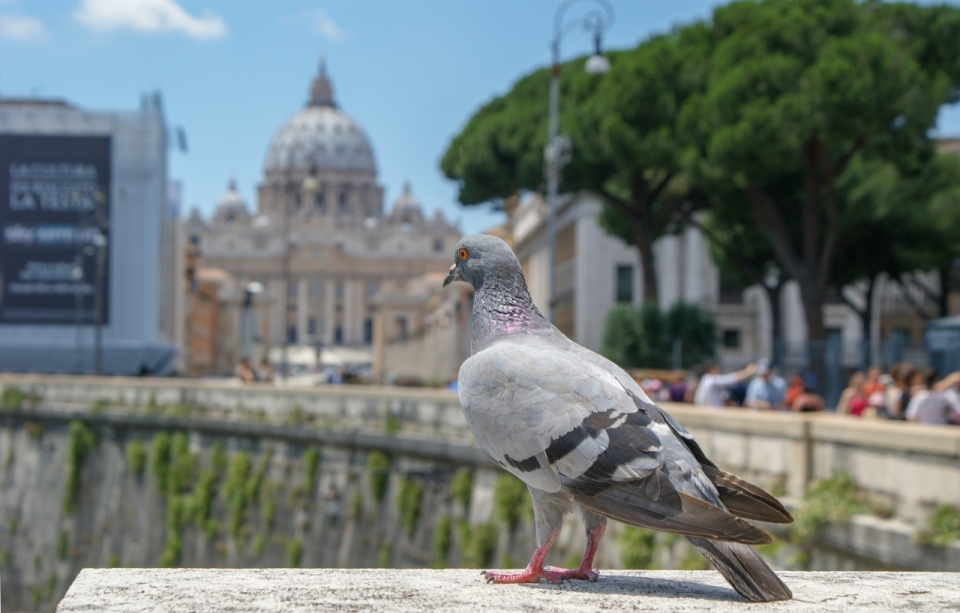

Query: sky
<box><xmin>1</xmin><ymin>0</ymin><xmax>959</xmax><ymax>235</ymax></box>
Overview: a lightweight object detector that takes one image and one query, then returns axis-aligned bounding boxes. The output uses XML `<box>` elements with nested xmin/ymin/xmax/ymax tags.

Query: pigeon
<box><xmin>443</xmin><ymin>234</ymin><xmax>793</xmax><ymax>602</ymax></box>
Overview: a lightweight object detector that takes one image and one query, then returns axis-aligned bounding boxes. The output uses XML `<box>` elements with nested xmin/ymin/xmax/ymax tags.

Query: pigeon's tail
<box><xmin>686</xmin><ymin>537</ymin><xmax>792</xmax><ymax>602</ymax></box>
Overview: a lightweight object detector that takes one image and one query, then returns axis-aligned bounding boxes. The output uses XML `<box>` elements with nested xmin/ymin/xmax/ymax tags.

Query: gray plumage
<box><xmin>446</xmin><ymin>234</ymin><xmax>792</xmax><ymax>602</ymax></box>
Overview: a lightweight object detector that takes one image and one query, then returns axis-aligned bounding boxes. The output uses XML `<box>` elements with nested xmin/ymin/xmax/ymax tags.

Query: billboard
<box><xmin>0</xmin><ymin>134</ymin><xmax>111</xmax><ymax>324</ymax></box>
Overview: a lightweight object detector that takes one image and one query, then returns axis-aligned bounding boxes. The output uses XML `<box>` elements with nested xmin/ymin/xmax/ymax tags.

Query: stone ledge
<box><xmin>56</xmin><ymin>569</ymin><xmax>960</xmax><ymax>612</ymax></box>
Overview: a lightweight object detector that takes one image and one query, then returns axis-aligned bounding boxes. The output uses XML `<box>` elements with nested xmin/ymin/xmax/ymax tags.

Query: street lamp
<box><xmin>545</xmin><ymin>0</ymin><xmax>613</xmax><ymax>323</ymax></box>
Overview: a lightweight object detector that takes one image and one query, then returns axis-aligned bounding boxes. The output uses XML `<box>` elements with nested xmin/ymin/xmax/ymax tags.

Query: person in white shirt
<box><xmin>693</xmin><ymin>362</ymin><xmax>757</xmax><ymax>407</ymax></box>
<box><xmin>745</xmin><ymin>360</ymin><xmax>787</xmax><ymax>410</ymax></box>
<box><xmin>906</xmin><ymin>371</ymin><xmax>960</xmax><ymax>425</ymax></box>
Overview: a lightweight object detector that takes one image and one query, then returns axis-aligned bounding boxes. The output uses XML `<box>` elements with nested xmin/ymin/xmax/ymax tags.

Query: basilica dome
<box><xmin>263</xmin><ymin>63</ymin><xmax>377</xmax><ymax>175</ymax></box>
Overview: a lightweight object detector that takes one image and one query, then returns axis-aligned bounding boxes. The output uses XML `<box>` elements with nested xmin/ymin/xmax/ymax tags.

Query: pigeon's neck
<box><xmin>471</xmin><ymin>274</ymin><xmax>552</xmax><ymax>352</ymax></box>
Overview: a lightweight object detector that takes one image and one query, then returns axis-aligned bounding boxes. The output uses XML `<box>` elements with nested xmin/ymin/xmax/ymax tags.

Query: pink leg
<box><xmin>482</xmin><ymin>529</ymin><xmax>563</xmax><ymax>584</ymax></box>
<box><xmin>546</xmin><ymin>523</ymin><xmax>606</xmax><ymax>582</ymax></box>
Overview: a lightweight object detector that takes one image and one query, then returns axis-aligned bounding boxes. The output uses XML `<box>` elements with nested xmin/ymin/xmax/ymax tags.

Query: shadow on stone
<box><xmin>518</xmin><ymin>573</ymin><xmax>744</xmax><ymax>602</ymax></box>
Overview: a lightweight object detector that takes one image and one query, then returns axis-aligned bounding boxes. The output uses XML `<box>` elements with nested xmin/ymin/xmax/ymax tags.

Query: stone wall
<box><xmin>2</xmin><ymin>375</ymin><xmax>960</xmax><ymax>611</ymax></box>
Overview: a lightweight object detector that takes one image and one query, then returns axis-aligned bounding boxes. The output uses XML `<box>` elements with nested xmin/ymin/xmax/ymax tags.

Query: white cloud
<box><xmin>75</xmin><ymin>0</ymin><xmax>227</xmax><ymax>40</ymax></box>
<box><xmin>312</xmin><ymin>8</ymin><xmax>344</xmax><ymax>41</ymax></box>
<box><xmin>0</xmin><ymin>13</ymin><xmax>46</xmax><ymax>41</ymax></box>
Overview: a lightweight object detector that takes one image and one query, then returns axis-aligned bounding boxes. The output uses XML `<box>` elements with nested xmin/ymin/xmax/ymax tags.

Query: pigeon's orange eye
<box><xmin>458</xmin><ymin>247</ymin><xmax>469</xmax><ymax>260</ymax></box>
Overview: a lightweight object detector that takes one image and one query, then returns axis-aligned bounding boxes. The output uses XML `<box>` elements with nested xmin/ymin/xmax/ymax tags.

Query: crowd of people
<box><xmin>835</xmin><ymin>364</ymin><xmax>960</xmax><ymax>425</ymax></box>
<box><xmin>637</xmin><ymin>359</ymin><xmax>960</xmax><ymax>426</ymax></box>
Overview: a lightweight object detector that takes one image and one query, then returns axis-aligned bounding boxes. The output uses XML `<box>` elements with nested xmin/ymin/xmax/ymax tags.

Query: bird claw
<box><xmin>545</xmin><ymin>566</ymin><xmax>600</xmax><ymax>582</ymax></box>
<box><xmin>481</xmin><ymin>568</ymin><xmax>564</xmax><ymax>584</ymax></box>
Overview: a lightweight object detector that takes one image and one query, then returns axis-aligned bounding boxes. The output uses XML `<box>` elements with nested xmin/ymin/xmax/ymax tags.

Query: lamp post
<box><xmin>545</xmin><ymin>0</ymin><xmax>613</xmax><ymax>323</ymax></box>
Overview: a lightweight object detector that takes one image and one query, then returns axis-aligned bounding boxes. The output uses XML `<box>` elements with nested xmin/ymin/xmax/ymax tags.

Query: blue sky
<box><xmin>1</xmin><ymin>0</ymin><xmax>958</xmax><ymax>234</ymax></box>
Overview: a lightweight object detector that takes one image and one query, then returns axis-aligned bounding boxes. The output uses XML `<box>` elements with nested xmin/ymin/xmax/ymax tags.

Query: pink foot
<box><xmin>481</xmin><ymin>568</ymin><xmax>564</xmax><ymax>584</ymax></box>
<box><xmin>545</xmin><ymin>566</ymin><xmax>600</xmax><ymax>582</ymax></box>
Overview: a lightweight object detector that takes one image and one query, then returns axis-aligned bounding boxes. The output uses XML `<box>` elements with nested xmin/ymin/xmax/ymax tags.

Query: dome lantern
<box><xmin>309</xmin><ymin>57</ymin><xmax>336</xmax><ymax>108</ymax></box>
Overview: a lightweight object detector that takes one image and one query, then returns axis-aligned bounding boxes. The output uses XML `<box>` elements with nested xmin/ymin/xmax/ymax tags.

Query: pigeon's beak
<box><xmin>442</xmin><ymin>264</ymin><xmax>460</xmax><ymax>288</ymax></box>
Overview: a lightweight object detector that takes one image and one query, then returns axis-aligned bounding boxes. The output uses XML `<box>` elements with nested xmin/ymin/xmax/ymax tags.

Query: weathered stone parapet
<box><xmin>56</xmin><ymin>569</ymin><xmax>960</xmax><ymax>612</ymax></box>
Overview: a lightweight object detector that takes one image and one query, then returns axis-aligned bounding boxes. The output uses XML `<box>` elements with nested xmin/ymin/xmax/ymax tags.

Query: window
<box><xmin>394</xmin><ymin>316</ymin><xmax>408</xmax><ymax>340</ymax></box>
<box><xmin>366</xmin><ymin>281</ymin><xmax>377</xmax><ymax>297</ymax></box>
<box><xmin>310</xmin><ymin>281</ymin><xmax>320</xmax><ymax>297</ymax></box>
<box><xmin>288</xmin><ymin>326</ymin><xmax>297</xmax><ymax>343</ymax></box>
<box><xmin>338</xmin><ymin>191</ymin><xmax>348</xmax><ymax>213</ymax></box>
<box><xmin>308</xmin><ymin>317</ymin><xmax>317</xmax><ymax>335</ymax></box>
<box><xmin>314</xmin><ymin>192</ymin><xmax>325</xmax><ymax>214</ymax></box>
<box><xmin>433</xmin><ymin>239</ymin><xmax>444</xmax><ymax>253</ymax></box>
<box><xmin>364</xmin><ymin>318</ymin><xmax>373</xmax><ymax>343</ymax></box>
<box><xmin>722</xmin><ymin>329</ymin><xmax>741</xmax><ymax>349</ymax></box>
<box><xmin>615</xmin><ymin>265</ymin><xmax>634</xmax><ymax>304</ymax></box>
<box><xmin>334</xmin><ymin>326</ymin><xmax>343</xmax><ymax>343</ymax></box>
<box><xmin>335</xmin><ymin>282</ymin><xmax>344</xmax><ymax>298</ymax></box>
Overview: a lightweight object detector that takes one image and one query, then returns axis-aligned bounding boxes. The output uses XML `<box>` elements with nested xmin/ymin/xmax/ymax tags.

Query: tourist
<box><xmin>906</xmin><ymin>370</ymin><xmax>960</xmax><ymax>425</ymax></box>
<box><xmin>789</xmin><ymin>382</ymin><xmax>825</xmax><ymax>412</ymax></box>
<box><xmin>235</xmin><ymin>358</ymin><xmax>257</xmax><ymax>383</ymax></box>
<box><xmin>836</xmin><ymin>372</ymin><xmax>867</xmax><ymax>416</ymax></box>
<box><xmin>693</xmin><ymin>362</ymin><xmax>757</xmax><ymax>407</ymax></box>
<box><xmin>784</xmin><ymin>375</ymin><xmax>804</xmax><ymax>409</ymax></box>
<box><xmin>259</xmin><ymin>358</ymin><xmax>275</xmax><ymax>382</ymax></box>
<box><xmin>744</xmin><ymin>359</ymin><xmax>787</xmax><ymax>410</ymax></box>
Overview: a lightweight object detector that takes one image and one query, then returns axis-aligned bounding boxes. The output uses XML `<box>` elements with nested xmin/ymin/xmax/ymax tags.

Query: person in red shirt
<box><xmin>836</xmin><ymin>372</ymin><xmax>868</xmax><ymax>416</ymax></box>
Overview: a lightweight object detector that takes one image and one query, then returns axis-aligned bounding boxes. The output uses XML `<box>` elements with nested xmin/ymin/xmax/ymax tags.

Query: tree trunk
<box><xmin>633</xmin><ymin>217</ymin><xmax>659</xmax><ymax>306</ymax></box>
<box><xmin>938</xmin><ymin>265</ymin><xmax>950</xmax><ymax>318</ymax></box>
<box><xmin>763</xmin><ymin>281</ymin><xmax>784</xmax><ymax>366</ymax></box>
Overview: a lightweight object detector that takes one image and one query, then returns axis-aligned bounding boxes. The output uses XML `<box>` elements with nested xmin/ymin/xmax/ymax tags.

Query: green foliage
<box><xmin>224</xmin><ymin>453</ymin><xmax>252</xmax><ymax>537</ymax></box>
<box><xmin>432</xmin><ymin>515</ymin><xmax>452</xmax><ymax>568</ymax></box>
<box><xmin>260</xmin><ymin>484</ymin><xmax>276</xmax><ymax>529</ymax></box>
<box><xmin>286</xmin><ymin>538</ymin><xmax>303</xmax><ymax>568</ymax></box>
<box><xmin>252</xmin><ymin>533</ymin><xmax>267</xmax><ymax>557</ymax></box>
<box><xmin>916</xmin><ymin>505</ymin><xmax>960</xmax><ymax>548</ymax></box>
<box><xmin>302</xmin><ymin>448</ymin><xmax>319</xmax><ymax>492</ymax></box>
<box><xmin>210</xmin><ymin>440</ymin><xmax>227</xmax><ymax>475</ymax></box>
<box><xmin>450</xmin><ymin>469</ymin><xmax>473</xmax><ymax>509</ymax></box>
<box><xmin>677</xmin><ymin>547</ymin><xmax>710</xmax><ymax>570</ymax></box>
<box><xmin>57</xmin><ymin>531</ymin><xmax>69</xmax><ymax>559</ymax></box>
<box><xmin>367</xmin><ymin>451</ymin><xmax>391</xmax><ymax>502</ymax></box>
<box><xmin>167</xmin><ymin>433</ymin><xmax>197</xmax><ymax>495</ymax></box>
<box><xmin>348</xmin><ymin>492</ymin><xmax>363</xmax><ymax>520</ymax></box>
<box><xmin>31</xmin><ymin>586</ymin><xmax>41</xmax><ymax>608</ymax></box>
<box><xmin>89</xmin><ymin>399</ymin><xmax>108</xmax><ymax>414</ymax></box>
<box><xmin>150</xmin><ymin>432</ymin><xmax>172</xmax><ymax>494</ymax></box>
<box><xmin>166</xmin><ymin>494</ymin><xmax>191</xmax><ymax>533</ymax></box>
<box><xmin>192</xmin><ymin>469</ymin><xmax>217</xmax><ymax>524</ymax></box>
<box><xmin>793</xmin><ymin>474</ymin><xmax>866</xmax><ymax>543</ymax></box>
<box><xmin>1</xmin><ymin>386</ymin><xmax>38</xmax><ymax>410</ymax></box>
<box><xmin>158</xmin><ymin>535</ymin><xmax>181</xmax><ymax>567</ymax></box>
<box><xmin>384</xmin><ymin>414</ymin><xmax>402</xmax><ymax>437</ymax></box>
<box><xmin>63</xmin><ymin>420</ymin><xmax>97</xmax><ymax>513</ymax></box>
<box><xmin>46</xmin><ymin>571</ymin><xmax>58</xmax><ymax>596</ymax></box>
<box><xmin>463</xmin><ymin>522</ymin><xmax>499</xmax><ymax>569</ymax></box>
<box><xmin>397</xmin><ymin>477</ymin><xmax>423</xmax><ymax>535</ymax></box>
<box><xmin>493</xmin><ymin>475</ymin><xmax>531</xmax><ymax>529</ymax></box>
<box><xmin>377</xmin><ymin>545</ymin><xmax>391</xmax><ymax>568</ymax></box>
<box><xmin>107</xmin><ymin>553</ymin><xmax>120</xmax><ymax>568</ymax></box>
<box><xmin>125</xmin><ymin>440</ymin><xmax>146</xmax><ymax>475</ymax></box>
<box><xmin>24</xmin><ymin>421</ymin><xmax>43</xmax><ymax>441</ymax></box>
<box><xmin>619</xmin><ymin>526</ymin><xmax>657</xmax><ymax>569</ymax></box>
<box><xmin>602</xmin><ymin>302</ymin><xmax>715</xmax><ymax>369</ymax></box>
<box><xmin>0</xmin><ymin>550</ymin><xmax>9</xmax><ymax>568</ymax></box>
<box><xmin>5</xmin><ymin>446</ymin><xmax>14</xmax><ymax>471</ymax></box>
<box><xmin>285</xmin><ymin>404</ymin><xmax>303</xmax><ymax>426</ymax></box>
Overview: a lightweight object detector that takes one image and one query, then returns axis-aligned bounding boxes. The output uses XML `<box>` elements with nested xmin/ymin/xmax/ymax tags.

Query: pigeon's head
<box><xmin>443</xmin><ymin>234</ymin><xmax>523</xmax><ymax>291</ymax></box>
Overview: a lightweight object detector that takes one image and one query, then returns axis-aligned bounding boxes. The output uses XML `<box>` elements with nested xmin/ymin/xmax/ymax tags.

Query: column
<box><xmin>323</xmin><ymin>278</ymin><xmax>336</xmax><ymax>343</ymax></box>
<box><xmin>343</xmin><ymin>279</ymin><xmax>358</xmax><ymax>345</ymax></box>
<box><xmin>296</xmin><ymin>279</ymin><xmax>309</xmax><ymax>344</ymax></box>
<box><xmin>275</xmin><ymin>277</ymin><xmax>287</xmax><ymax>346</ymax></box>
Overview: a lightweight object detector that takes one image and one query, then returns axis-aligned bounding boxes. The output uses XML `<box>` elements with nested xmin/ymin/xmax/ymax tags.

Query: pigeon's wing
<box><xmin>565</xmin><ymin>343</ymin><xmax>793</xmax><ymax>525</ymax></box>
<box><xmin>458</xmin><ymin>339</ymin><xmax>772</xmax><ymax>544</ymax></box>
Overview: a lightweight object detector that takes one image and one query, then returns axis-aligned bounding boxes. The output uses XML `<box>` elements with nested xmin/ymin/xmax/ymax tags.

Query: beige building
<box><xmin>181</xmin><ymin>62</ymin><xmax>460</xmax><ymax>374</ymax></box>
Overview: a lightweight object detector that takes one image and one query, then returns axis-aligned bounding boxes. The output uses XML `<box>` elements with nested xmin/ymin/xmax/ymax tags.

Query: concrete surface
<box><xmin>56</xmin><ymin>569</ymin><xmax>960</xmax><ymax>612</ymax></box>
